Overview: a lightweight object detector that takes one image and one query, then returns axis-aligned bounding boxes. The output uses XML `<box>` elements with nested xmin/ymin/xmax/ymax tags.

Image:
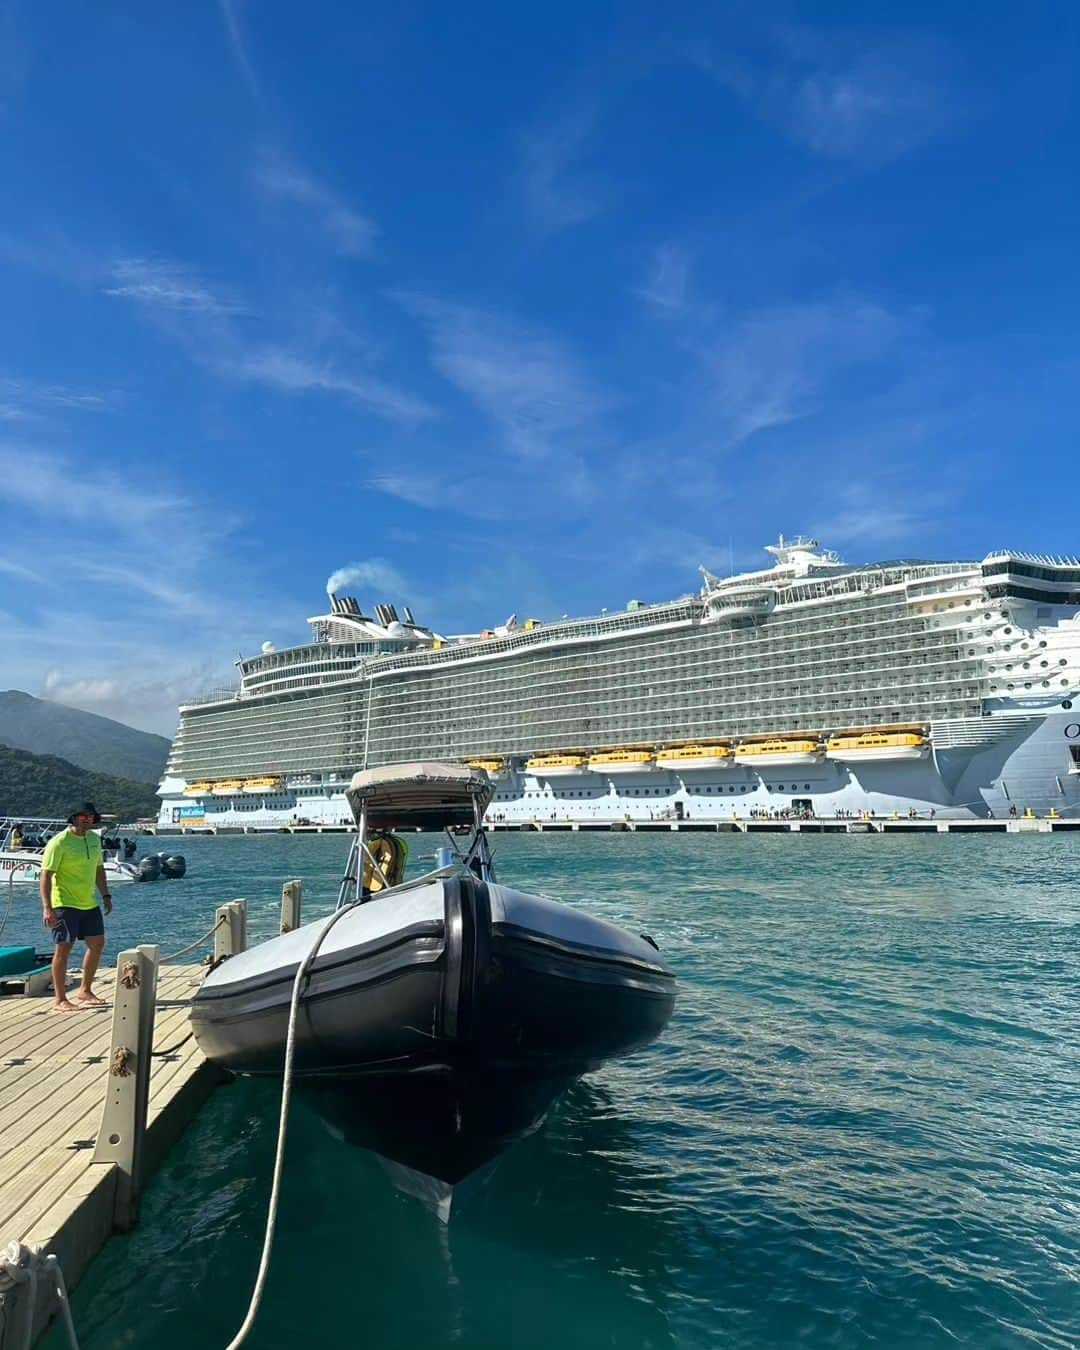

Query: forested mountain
<box><xmin>0</xmin><ymin>745</ymin><xmax>159</xmax><ymax>821</ymax></box>
<box><xmin>0</xmin><ymin>691</ymin><xmax>170</xmax><ymax>784</ymax></box>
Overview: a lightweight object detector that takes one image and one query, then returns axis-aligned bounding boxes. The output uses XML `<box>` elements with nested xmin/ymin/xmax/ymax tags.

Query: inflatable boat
<box><xmin>189</xmin><ymin>763</ymin><xmax>675</xmax><ymax>1198</ymax></box>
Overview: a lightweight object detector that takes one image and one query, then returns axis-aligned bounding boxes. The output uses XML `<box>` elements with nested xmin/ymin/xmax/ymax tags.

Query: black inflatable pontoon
<box><xmin>190</xmin><ymin>762</ymin><xmax>675</xmax><ymax>1198</ymax></box>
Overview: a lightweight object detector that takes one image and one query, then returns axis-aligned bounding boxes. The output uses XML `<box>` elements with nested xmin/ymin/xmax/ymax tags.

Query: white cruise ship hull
<box><xmin>159</xmin><ymin>712</ymin><xmax>1080</xmax><ymax>827</ymax></box>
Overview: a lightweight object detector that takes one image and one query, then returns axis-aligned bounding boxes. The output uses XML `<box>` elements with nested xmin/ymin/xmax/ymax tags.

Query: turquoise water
<box><xmin>15</xmin><ymin>832</ymin><xmax>1078</xmax><ymax>1349</ymax></box>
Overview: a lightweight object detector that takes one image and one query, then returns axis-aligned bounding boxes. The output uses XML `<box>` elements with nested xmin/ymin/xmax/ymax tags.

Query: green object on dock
<box><xmin>0</xmin><ymin>945</ymin><xmax>35</xmax><ymax>976</ymax></box>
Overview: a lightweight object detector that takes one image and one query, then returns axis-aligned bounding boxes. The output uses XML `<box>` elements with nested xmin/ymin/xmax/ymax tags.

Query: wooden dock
<box><xmin>0</xmin><ymin>960</ymin><xmax>223</xmax><ymax>1347</ymax></box>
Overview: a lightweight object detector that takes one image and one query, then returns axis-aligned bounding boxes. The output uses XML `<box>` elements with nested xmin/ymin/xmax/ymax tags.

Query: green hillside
<box><xmin>0</xmin><ymin>691</ymin><xmax>170</xmax><ymax>784</ymax></box>
<box><xmin>0</xmin><ymin>745</ymin><xmax>159</xmax><ymax>821</ymax></box>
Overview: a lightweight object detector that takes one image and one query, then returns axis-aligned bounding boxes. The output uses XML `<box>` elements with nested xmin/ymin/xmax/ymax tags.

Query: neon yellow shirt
<box><xmin>41</xmin><ymin>829</ymin><xmax>104</xmax><ymax>911</ymax></box>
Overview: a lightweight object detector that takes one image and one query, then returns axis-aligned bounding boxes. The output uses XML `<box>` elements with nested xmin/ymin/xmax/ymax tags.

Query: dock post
<box><xmin>93</xmin><ymin>944</ymin><xmax>160</xmax><ymax>1232</ymax></box>
<box><xmin>232</xmin><ymin>899</ymin><xmax>247</xmax><ymax>952</ymax></box>
<box><xmin>214</xmin><ymin>900</ymin><xmax>248</xmax><ymax>961</ymax></box>
<box><xmin>280</xmin><ymin>880</ymin><xmax>302</xmax><ymax>934</ymax></box>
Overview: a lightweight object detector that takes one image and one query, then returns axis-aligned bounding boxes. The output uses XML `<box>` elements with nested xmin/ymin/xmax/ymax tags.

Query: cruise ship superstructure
<box><xmin>158</xmin><ymin>538</ymin><xmax>1080</xmax><ymax>827</ymax></box>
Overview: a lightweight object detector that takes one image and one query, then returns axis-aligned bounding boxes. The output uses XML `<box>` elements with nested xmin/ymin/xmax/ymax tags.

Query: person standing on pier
<box><xmin>39</xmin><ymin>802</ymin><xmax>113</xmax><ymax>1013</ymax></box>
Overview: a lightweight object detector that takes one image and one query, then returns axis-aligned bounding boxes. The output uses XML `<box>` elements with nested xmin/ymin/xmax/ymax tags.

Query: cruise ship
<box><xmin>158</xmin><ymin>538</ymin><xmax>1080</xmax><ymax>828</ymax></box>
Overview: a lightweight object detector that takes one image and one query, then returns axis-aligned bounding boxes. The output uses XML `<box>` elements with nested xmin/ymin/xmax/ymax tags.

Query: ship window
<box><xmin>1003</xmin><ymin>627</ymin><xmax>1012</xmax><ymax>634</ymax></box>
<box><xmin>1062</xmin><ymin>659</ymin><xmax>1069</xmax><ymax>666</ymax></box>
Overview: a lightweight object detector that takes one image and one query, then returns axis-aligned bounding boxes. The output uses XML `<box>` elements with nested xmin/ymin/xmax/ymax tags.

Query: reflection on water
<box><xmin>41</xmin><ymin>832</ymin><xmax>1080</xmax><ymax>1350</ymax></box>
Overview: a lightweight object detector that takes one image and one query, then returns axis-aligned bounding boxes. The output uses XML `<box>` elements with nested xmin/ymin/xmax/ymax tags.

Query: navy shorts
<box><xmin>50</xmin><ymin>907</ymin><xmax>105</xmax><ymax>944</ymax></box>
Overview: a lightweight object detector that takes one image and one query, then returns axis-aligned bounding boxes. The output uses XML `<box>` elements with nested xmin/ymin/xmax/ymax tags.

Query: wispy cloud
<box><xmin>103</xmin><ymin>252</ymin><xmax>430</xmax><ymax>425</ymax></box>
<box><xmin>219</xmin><ymin>0</ymin><xmax>260</xmax><ymax>99</ymax></box>
<box><xmin>692</xmin><ymin>26</ymin><xmax>947</xmax><ymax>161</ymax></box>
<box><xmin>0</xmin><ymin>375</ymin><xmax>110</xmax><ymax>422</ymax></box>
<box><xmin>397</xmin><ymin>294</ymin><xmax>606</xmax><ymax>461</ymax></box>
<box><xmin>222</xmin><ymin>346</ymin><xmax>433</xmax><ymax>423</ymax></box>
<box><xmin>0</xmin><ymin>440</ymin><xmax>288</xmax><ymax>733</ymax></box>
<box><xmin>811</xmin><ymin>483</ymin><xmax>940</xmax><ymax>547</ymax></box>
<box><xmin>516</xmin><ymin>106</ymin><xmax>605</xmax><ymax>232</ymax></box>
<box><xmin>105</xmin><ymin>258</ymin><xmax>239</xmax><ymax>314</ymax></box>
<box><xmin>0</xmin><ymin>444</ymin><xmax>188</xmax><ymax>532</ymax></box>
<box><xmin>706</xmin><ymin>297</ymin><xmax>913</xmax><ymax>443</ymax></box>
<box><xmin>255</xmin><ymin>149</ymin><xmax>377</xmax><ymax>257</ymax></box>
<box><xmin>637</xmin><ymin>244</ymin><xmax>691</xmax><ymax>314</ymax></box>
<box><xmin>0</xmin><ymin>555</ymin><xmax>44</xmax><ymax>582</ymax></box>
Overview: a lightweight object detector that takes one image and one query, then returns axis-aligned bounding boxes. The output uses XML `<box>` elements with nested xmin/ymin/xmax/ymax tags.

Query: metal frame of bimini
<box><xmin>335</xmin><ymin>761</ymin><xmax>496</xmax><ymax>909</ymax></box>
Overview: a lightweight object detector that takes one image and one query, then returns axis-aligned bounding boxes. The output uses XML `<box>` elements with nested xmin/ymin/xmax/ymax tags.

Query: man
<box><xmin>39</xmin><ymin>802</ymin><xmax>113</xmax><ymax>1013</ymax></box>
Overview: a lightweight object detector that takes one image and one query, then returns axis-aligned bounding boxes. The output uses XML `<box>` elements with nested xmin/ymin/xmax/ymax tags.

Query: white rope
<box><xmin>0</xmin><ymin>1242</ymin><xmax>80</xmax><ymax>1350</ymax></box>
<box><xmin>223</xmin><ymin>899</ymin><xmax>360</xmax><ymax>1349</ymax></box>
<box><xmin>159</xmin><ymin>913</ymin><xmax>227</xmax><ymax>963</ymax></box>
<box><xmin>0</xmin><ymin>878</ymin><xmax>13</xmax><ymax>941</ymax></box>
<box><xmin>225</xmin><ymin>866</ymin><xmax>458</xmax><ymax>1347</ymax></box>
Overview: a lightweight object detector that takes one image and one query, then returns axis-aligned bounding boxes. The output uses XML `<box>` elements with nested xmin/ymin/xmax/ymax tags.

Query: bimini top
<box><xmin>346</xmin><ymin>762</ymin><xmax>494</xmax><ymax>831</ymax></box>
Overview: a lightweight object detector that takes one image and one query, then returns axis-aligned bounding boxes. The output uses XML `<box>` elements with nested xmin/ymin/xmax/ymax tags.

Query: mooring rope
<box><xmin>223</xmin><ymin>898</ymin><xmax>361</xmax><ymax>1349</ymax></box>
<box><xmin>151</xmin><ymin>1029</ymin><xmax>196</xmax><ymax>1058</ymax></box>
<box><xmin>0</xmin><ymin>881</ymin><xmax>13</xmax><ymax>942</ymax></box>
<box><xmin>159</xmin><ymin>913</ymin><xmax>227</xmax><ymax>964</ymax></box>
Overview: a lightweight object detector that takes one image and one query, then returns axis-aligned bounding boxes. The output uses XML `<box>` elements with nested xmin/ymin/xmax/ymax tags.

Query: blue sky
<box><xmin>2</xmin><ymin>1</ymin><xmax>1078</xmax><ymax>735</ymax></box>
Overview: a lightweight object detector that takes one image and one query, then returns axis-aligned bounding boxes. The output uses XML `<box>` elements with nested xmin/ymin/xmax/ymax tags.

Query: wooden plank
<box><xmin>0</xmin><ymin>955</ymin><xmax>227</xmax><ymax>1346</ymax></box>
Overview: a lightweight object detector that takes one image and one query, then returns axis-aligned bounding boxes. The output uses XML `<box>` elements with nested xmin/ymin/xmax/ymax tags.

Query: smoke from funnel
<box><xmin>325</xmin><ymin>560</ymin><xmax>409</xmax><ymax>599</ymax></box>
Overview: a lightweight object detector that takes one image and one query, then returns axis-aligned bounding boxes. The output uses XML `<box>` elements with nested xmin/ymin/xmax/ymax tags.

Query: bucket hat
<box><xmin>67</xmin><ymin>802</ymin><xmax>102</xmax><ymax>825</ymax></box>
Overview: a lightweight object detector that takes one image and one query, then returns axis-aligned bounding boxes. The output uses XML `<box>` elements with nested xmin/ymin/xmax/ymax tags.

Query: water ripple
<box><xmin>28</xmin><ymin>831</ymin><xmax>1080</xmax><ymax>1350</ymax></box>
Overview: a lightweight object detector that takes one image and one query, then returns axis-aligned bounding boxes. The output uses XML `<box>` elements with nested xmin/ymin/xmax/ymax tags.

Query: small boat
<box><xmin>587</xmin><ymin>749</ymin><xmax>655</xmax><ymax>773</ymax></box>
<box><xmin>0</xmin><ymin>817</ymin><xmax>147</xmax><ymax>885</ymax></box>
<box><xmin>654</xmin><ymin>743</ymin><xmax>733</xmax><ymax>771</ymax></box>
<box><xmin>734</xmin><ymin>738</ymin><xmax>825</xmax><ymax>767</ymax></box>
<box><xmin>464</xmin><ymin>756</ymin><xmax>506</xmax><ymax>781</ymax></box>
<box><xmin>525</xmin><ymin>753</ymin><xmax>587</xmax><ymax>777</ymax></box>
<box><xmin>826</xmin><ymin>731</ymin><xmax>929</xmax><ymax>762</ymax></box>
<box><xmin>241</xmin><ymin>776</ymin><xmax>285</xmax><ymax>793</ymax></box>
<box><xmin>190</xmin><ymin>762</ymin><xmax>675</xmax><ymax>1210</ymax></box>
<box><xmin>210</xmin><ymin>779</ymin><xmax>245</xmax><ymax>796</ymax></box>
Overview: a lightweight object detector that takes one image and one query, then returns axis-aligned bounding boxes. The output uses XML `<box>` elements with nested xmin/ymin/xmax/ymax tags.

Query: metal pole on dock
<box><xmin>280</xmin><ymin>880</ymin><xmax>302</xmax><ymax>934</ymax></box>
<box><xmin>92</xmin><ymin>943</ymin><xmax>160</xmax><ymax>1232</ymax></box>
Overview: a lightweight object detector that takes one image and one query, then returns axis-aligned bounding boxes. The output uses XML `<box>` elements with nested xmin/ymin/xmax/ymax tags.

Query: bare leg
<box><xmin>73</xmin><ymin>935</ymin><xmax>107</xmax><ymax>1005</ymax></box>
<box><xmin>52</xmin><ymin>942</ymin><xmax>78</xmax><ymax>1012</ymax></box>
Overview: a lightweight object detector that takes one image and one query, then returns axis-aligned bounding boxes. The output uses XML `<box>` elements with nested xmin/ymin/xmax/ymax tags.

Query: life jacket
<box><xmin>362</xmin><ymin>833</ymin><xmax>409</xmax><ymax>894</ymax></box>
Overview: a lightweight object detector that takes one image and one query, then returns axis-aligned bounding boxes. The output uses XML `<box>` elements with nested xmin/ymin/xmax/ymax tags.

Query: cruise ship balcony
<box><xmin>705</xmin><ymin>587</ymin><xmax>775</xmax><ymax>622</ymax></box>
